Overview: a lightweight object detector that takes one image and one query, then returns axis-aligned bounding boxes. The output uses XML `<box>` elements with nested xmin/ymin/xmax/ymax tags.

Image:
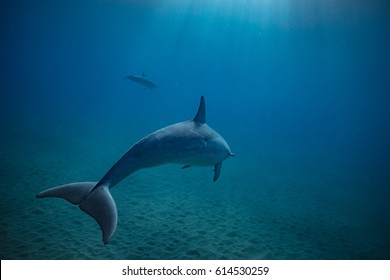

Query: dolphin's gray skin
<box><xmin>126</xmin><ymin>72</ymin><xmax>157</xmax><ymax>89</ymax></box>
<box><xmin>36</xmin><ymin>96</ymin><xmax>233</xmax><ymax>244</ymax></box>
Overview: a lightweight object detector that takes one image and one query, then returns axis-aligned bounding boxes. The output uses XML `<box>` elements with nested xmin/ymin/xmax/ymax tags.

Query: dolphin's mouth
<box><xmin>229</xmin><ymin>152</ymin><xmax>235</xmax><ymax>157</ymax></box>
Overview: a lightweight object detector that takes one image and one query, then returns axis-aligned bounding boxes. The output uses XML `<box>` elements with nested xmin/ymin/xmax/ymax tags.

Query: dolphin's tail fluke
<box><xmin>36</xmin><ymin>182</ymin><xmax>117</xmax><ymax>244</ymax></box>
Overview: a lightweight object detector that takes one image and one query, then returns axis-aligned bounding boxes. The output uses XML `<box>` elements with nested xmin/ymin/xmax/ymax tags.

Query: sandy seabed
<box><xmin>1</xmin><ymin>128</ymin><xmax>389</xmax><ymax>260</ymax></box>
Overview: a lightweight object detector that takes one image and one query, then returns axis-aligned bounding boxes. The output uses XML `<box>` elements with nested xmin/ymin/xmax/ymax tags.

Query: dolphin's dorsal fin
<box><xmin>142</xmin><ymin>72</ymin><xmax>146</xmax><ymax>77</ymax></box>
<box><xmin>193</xmin><ymin>96</ymin><xmax>206</xmax><ymax>124</ymax></box>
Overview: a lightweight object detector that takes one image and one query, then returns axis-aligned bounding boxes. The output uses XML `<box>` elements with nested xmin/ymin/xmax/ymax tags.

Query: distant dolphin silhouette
<box><xmin>126</xmin><ymin>72</ymin><xmax>157</xmax><ymax>89</ymax></box>
<box><xmin>37</xmin><ymin>96</ymin><xmax>233</xmax><ymax>244</ymax></box>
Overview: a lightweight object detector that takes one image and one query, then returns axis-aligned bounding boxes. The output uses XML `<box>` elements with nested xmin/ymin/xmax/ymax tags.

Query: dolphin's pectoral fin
<box><xmin>181</xmin><ymin>165</ymin><xmax>191</xmax><ymax>169</ymax></box>
<box><xmin>79</xmin><ymin>185</ymin><xmax>117</xmax><ymax>244</ymax></box>
<box><xmin>213</xmin><ymin>162</ymin><xmax>222</xmax><ymax>182</ymax></box>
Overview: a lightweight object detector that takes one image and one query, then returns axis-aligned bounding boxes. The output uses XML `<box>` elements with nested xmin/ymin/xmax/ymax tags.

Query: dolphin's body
<box><xmin>126</xmin><ymin>72</ymin><xmax>157</xmax><ymax>89</ymax></box>
<box><xmin>37</xmin><ymin>96</ymin><xmax>233</xmax><ymax>244</ymax></box>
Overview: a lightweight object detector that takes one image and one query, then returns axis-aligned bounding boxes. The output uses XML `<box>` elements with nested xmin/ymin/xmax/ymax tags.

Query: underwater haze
<box><xmin>1</xmin><ymin>0</ymin><xmax>390</xmax><ymax>259</ymax></box>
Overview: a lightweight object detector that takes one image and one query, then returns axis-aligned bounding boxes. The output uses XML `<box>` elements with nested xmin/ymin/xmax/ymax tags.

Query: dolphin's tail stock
<box><xmin>36</xmin><ymin>182</ymin><xmax>117</xmax><ymax>244</ymax></box>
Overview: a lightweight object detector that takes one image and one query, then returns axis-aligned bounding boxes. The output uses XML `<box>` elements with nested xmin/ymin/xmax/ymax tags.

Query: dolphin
<box><xmin>126</xmin><ymin>72</ymin><xmax>157</xmax><ymax>89</ymax></box>
<box><xmin>36</xmin><ymin>96</ymin><xmax>233</xmax><ymax>244</ymax></box>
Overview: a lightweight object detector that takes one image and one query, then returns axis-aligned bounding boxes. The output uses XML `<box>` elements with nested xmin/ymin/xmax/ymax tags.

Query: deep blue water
<box><xmin>1</xmin><ymin>0</ymin><xmax>389</xmax><ymax>259</ymax></box>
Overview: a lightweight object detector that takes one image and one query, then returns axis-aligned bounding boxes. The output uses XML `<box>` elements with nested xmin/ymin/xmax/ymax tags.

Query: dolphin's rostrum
<box><xmin>36</xmin><ymin>96</ymin><xmax>234</xmax><ymax>244</ymax></box>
